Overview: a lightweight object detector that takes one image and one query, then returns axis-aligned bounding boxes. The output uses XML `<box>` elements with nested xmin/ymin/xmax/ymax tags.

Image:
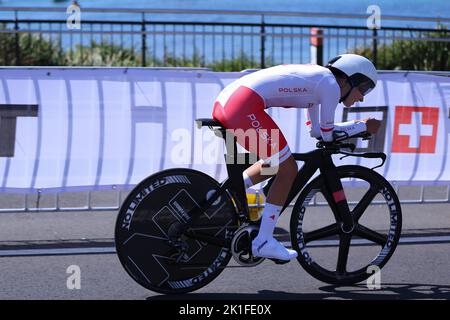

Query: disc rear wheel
<box><xmin>115</xmin><ymin>168</ymin><xmax>238</xmax><ymax>294</ymax></box>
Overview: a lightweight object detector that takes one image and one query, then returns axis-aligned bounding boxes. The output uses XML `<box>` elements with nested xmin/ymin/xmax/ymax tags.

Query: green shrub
<box><xmin>66</xmin><ymin>40</ymin><xmax>139</xmax><ymax>66</ymax></box>
<box><xmin>0</xmin><ymin>24</ymin><xmax>66</xmax><ymax>66</ymax></box>
<box><xmin>352</xmin><ymin>26</ymin><xmax>449</xmax><ymax>71</ymax></box>
<box><xmin>207</xmin><ymin>52</ymin><xmax>262</xmax><ymax>71</ymax></box>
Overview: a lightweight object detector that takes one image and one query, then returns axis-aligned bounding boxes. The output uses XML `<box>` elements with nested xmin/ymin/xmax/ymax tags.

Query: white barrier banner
<box><xmin>0</xmin><ymin>68</ymin><xmax>449</xmax><ymax>193</ymax></box>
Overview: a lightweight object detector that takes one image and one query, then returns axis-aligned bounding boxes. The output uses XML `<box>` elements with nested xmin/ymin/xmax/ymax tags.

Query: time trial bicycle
<box><xmin>115</xmin><ymin>118</ymin><xmax>402</xmax><ymax>294</ymax></box>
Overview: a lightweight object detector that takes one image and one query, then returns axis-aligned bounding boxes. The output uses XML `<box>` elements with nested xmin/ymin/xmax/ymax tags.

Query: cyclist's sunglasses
<box><xmin>356</xmin><ymin>80</ymin><xmax>375</xmax><ymax>96</ymax></box>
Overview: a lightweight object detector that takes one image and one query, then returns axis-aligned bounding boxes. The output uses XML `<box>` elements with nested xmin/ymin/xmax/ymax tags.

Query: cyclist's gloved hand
<box><xmin>366</xmin><ymin>118</ymin><xmax>381</xmax><ymax>134</ymax></box>
<box><xmin>356</xmin><ymin>118</ymin><xmax>381</xmax><ymax>134</ymax></box>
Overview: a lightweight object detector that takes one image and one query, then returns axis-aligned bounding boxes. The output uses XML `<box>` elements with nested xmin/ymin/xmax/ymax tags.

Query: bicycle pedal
<box><xmin>268</xmin><ymin>258</ymin><xmax>290</xmax><ymax>265</ymax></box>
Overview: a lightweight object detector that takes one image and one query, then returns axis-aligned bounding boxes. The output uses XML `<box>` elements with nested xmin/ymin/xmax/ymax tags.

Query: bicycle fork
<box><xmin>320</xmin><ymin>156</ymin><xmax>354</xmax><ymax>233</ymax></box>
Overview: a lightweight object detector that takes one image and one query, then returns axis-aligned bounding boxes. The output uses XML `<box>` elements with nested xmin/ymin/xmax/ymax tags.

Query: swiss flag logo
<box><xmin>391</xmin><ymin>106</ymin><xmax>439</xmax><ymax>153</ymax></box>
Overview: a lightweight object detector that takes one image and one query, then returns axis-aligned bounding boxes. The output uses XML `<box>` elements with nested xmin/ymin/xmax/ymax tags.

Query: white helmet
<box><xmin>326</xmin><ymin>54</ymin><xmax>378</xmax><ymax>97</ymax></box>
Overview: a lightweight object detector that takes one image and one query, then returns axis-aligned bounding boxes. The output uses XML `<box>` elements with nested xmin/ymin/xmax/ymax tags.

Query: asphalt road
<box><xmin>1</xmin><ymin>200</ymin><xmax>450</xmax><ymax>300</ymax></box>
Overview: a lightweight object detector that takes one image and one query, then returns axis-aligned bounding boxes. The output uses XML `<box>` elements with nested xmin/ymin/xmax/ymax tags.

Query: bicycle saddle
<box><xmin>195</xmin><ymin>118</ymin><xmax>224</xmax><ymax>129</ymax></box>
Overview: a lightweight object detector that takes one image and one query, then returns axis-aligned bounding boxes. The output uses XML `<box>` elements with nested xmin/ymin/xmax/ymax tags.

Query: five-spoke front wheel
<box><xmin>290</xmin><ymin>165</ymin><xmax>402</xmax><ymax>285</ymax></box>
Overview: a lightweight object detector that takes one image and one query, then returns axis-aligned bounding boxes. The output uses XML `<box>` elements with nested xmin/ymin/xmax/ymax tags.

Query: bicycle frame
<box><xmin>183</xmin><ymin>119</ymin><xmax>386</xmax><ymax>246</ymax></box>
<box><xmin>213</xmin><ymin>125</ymin><xmax>356</xmax><ymax>230</ymax></box>
<box><xmin>268</xmin><ymin>150</ymin><xmax>354</xmax><ymax>230</ymax></box>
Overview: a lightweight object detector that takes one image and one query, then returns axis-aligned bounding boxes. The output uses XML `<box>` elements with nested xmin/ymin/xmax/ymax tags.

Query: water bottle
<box><xmin>246</xmin><ymin>188</ymin><xmax>264</xmax><ymax>221</ymax></box>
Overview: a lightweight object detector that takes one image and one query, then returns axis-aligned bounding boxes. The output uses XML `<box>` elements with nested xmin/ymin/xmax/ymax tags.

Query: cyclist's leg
<box><xmin>213</xmin><ymin>86</ymin><xmax>287</xmax><ymax>188</ymax></box>
<box><xmin>242</xmin><ymin>161</ymin><xmax>271</xmax><ymax>189</ymax></box>
<box><xmin>212</xmin><ymin>86</ymin><xmax>298</xmax><ymax>260</ymax></box>
<box><xmin>251</xmin><ymin>155</ymin><xmax>298</xmax><ymax>261</ymax></box>
<box><xmin>263</xmin><ymin>155</ymin><xmax>297</xmax><ymax>204</ymax></box>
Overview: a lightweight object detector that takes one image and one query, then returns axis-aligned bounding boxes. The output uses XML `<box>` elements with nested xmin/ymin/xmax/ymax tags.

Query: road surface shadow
<box><xmin>146</xmin><ymin>283</ymin><xmax>450</xmax><ymax>300</ymax></box>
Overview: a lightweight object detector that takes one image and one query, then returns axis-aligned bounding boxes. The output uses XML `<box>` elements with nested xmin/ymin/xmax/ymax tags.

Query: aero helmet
<box><xmin>326</xmin><ymin>54</ymin><xmax>378</xmax><ymax>102</ymax></box>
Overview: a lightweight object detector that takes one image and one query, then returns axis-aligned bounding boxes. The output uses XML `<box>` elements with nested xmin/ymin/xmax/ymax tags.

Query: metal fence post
<box><xmin>14</xmin><ymin>10</ymin><xmax>20</xmax><ymax>66</ymax></box>
<box><xmin>310</xmin><ymin>27</ymin><xmax>323</xmax><ymax>65</ymax></box>
<box><xmin>260</xmin><ymin>15</ymin><xmax>266</xmax><ymax>69</ymax></box>
<box><xmin>372</xmin><ymin>28</ymin><xmax>378</xmax><ymax>67</ymax></box>
<box><xmin>141</xmin><ymin>13</ymin><xmax>147</xmax><ymax>67</ymax></box>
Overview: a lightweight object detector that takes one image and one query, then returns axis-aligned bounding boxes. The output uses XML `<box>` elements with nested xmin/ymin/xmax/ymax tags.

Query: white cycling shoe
<box><xmin>252</xmin><ymin>237</ymin><xmax>298</xmax><ymax>261</ymax></box>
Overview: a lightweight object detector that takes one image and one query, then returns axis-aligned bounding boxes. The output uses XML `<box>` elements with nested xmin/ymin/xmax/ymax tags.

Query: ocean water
<box><xmin>0</xmin><ymin>0</ymin><xmax>448</xmax><ymax>28</ymax></box>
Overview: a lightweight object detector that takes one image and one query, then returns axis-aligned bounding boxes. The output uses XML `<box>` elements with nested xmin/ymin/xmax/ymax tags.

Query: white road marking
<box><xmin>1</xmin><ymin>235</ymin><xmax>450</xmax><ymax>257</ymax></box>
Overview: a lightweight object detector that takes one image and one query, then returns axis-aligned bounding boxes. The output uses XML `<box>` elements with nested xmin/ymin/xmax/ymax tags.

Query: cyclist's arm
<box><xmin>316</xmin><ymin>76</ymin><xmax>341</xmax><ymax>142</ymax></box>
<box><xmin>333</xmin><ymin>120</ymin><xmax>367</xmax><ymax>137</ymax></box>
<box><xmin>304</xmin><ymin>107</ymin><xmax>321</xmax><ymax>138</ymax></box>
<box><xmin>315</xmin><ymin>76</ymin><xmax>369</xmax><ymax>141</ymax></box>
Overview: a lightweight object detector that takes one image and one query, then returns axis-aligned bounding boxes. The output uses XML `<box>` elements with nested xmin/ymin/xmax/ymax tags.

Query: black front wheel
<box><xmin>290</xmin><ymin>165</ymin><xmax>402</xmax><ymax>285</ymax></box>
<box><xmin>115</xmin><ymin>168</ymin><xmax>239</xmax><ymax>294</ymax></box>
